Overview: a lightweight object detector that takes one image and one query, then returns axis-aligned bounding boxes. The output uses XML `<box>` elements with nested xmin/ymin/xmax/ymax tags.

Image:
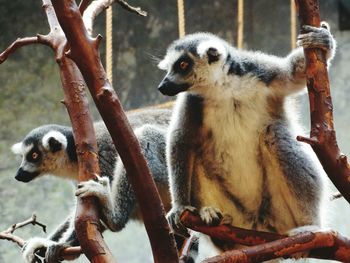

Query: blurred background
<box><xmin>0</xmin><ymin>0</ymin><xmax>349</xmax><ymax>262</ymax></box>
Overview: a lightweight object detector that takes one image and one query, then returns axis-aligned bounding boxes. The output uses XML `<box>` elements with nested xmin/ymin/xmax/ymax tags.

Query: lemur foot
<box><xmin>297</xmin><ymin>21</ymin><xmax>335</xmax><ymax>55</ymax></box>
<box><xmin>22</xmin><ymin>237</ymin><xmax>56</xmax><ymax>263</ymax></box>
<box><xmin>199</xmin><ymin>206</ymin><xmax>232</xmax><ymax>226</ymax></box>
<box><xmin>166</xmin><ymin>205</ymin><xmax>197</xmax><ymax>238</ymax></box>
<box><xmin>45</xmin><ymin>243</ymin><xmax>70</xmax><ymax>262</ymax></box>
<box><xmin>75</xmin><ymin>176</ymin><xmax>111</xmax><ymax>206</ymax></box>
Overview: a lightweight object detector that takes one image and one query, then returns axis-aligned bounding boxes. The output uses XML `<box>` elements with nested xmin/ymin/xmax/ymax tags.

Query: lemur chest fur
<box><xmin>192</xmin><ymin>91</ymin><xmax>271</xmax><ymax>216</ymax></box>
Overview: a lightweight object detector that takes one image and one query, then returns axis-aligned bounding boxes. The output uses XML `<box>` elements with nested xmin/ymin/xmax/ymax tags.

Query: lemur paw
<box><xmin>75</xmin><ymin>176</ymin><xmax>110</xmax><ymax>205</ymax></box>
<box><xmin>45</xmin><ymin>243</ymin><xmax>70</xmax><ymax>262</ymax></box>
<box><xmin>166</xmin><ymin>205</ymin><xmax>197</xmax><ymax>238</ymax></box>
<box><xmin>199</xmin><ymin>207</ymin><xmax>232</xmax><ymax>226</ymax></box>
<box><xmin>22</xmin><ymin>237</ymin><xmax>56</xmax><ymax>263</ymax></box>
<box><xmin>297</xmin><ymin>22</ymin><xmax>335</xmax><ymax>52</ymax></box>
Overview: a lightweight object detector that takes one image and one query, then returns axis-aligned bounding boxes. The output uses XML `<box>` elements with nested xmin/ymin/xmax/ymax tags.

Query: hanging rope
<box><xmin>237</xmin><ymin>0</ymin><xmax>244</xmax><ymax>49</ymax></box>
<box><xmin>177</xmin><ymin>0</ymin><xmax>186</xmax><ymax>38</ymax></box>
<box><xmin>106</xmin><ymin>6</ymin><xmax>113</xmax><ymax>85</ymax></box>
<box><xmin>290</xmin><ymin>0</ymin><xmax>297</xmax><ymax>49</ymax></box>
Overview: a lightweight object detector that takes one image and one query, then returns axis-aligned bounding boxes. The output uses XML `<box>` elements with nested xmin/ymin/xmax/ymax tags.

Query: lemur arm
<box><xmin>166</xmin><ymin>94</ymin><xmax>203</xmax><ymax>236</ymax></box>
<box><xmin>236</xmin><ymin>23</ymin><xmax>335</xmax><ymax>95</ymax></box>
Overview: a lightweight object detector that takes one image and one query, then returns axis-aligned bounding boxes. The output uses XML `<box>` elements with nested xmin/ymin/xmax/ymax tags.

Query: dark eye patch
<box><xmin>173</xmin><ymin>55</ymin><xmax>193</xmax><ymax>76</ymax></box>
<box><xmin>26</xmin><ymin>146</ymin><xmax>42</xmax><ymax>163</ymax></box>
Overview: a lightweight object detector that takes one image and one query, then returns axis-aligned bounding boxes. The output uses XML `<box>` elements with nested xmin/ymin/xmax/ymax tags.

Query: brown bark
<box><xmin>294</xmin><ymin>0</ymin><xmax>350</xmax><ymax>203</ymax></box>
<box><xmin>50</xmin><ymin>1</ymin><xmax>179</xmax><ymax>262</ymax></box>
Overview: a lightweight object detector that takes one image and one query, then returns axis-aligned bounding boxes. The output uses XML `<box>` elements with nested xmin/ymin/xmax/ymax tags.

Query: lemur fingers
<box><xmin>199</xmin><ymin>207</ymin><xmax>232</xmax><ymax>226</ymax></box>
<box><xmin>297</xmin><ymin>23</ymin><xmax>335</xmax><ymax>52</ymax></box>
<box><xmin>22</xmin><ymin>237</ymin><xmax>56</xmax><ymax>263</ymax></box>
<box><xmin>75</xmin><ymin>177</ymin><xmax>111</xmax><ymax>206</ymax></box>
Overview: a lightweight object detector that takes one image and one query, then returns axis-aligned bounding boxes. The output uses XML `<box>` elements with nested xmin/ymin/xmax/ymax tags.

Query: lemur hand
<box><xmin>22</xmin><ymin>237</ymin><xmax>55</xmax><ymax>263</ymax></box>
<box><xmin>297</xmin><ymin>21</ymin><xmax>335</xmax><ymax>59</ymax></box>
<box><xmin>75</xmin><ymin>176</ymin><xmax>111</xmax><ymax>207</ymax></box>
<box><xmin>45</xmin><ymin>243</ymin><xmax>70</xmax><ymax>262</ymax></box>
<box><xmin>166</xmin><ymin>205</ymin><xmax>197</xmax><ymax>238</ymax></box>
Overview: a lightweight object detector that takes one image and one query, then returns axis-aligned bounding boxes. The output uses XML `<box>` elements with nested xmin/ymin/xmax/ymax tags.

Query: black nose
<box><xmin>15</xmin><ymin>167</ymin><xmax>39</xmax><ymax>183</ymax></box>
<box><xmin>158</xmin><ymin>78</ymin><xmax>190</xmax><ymax>96</ymax></box>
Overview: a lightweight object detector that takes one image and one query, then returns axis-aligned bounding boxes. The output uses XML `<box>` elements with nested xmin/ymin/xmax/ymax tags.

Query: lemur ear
<box><xmin>207</xmin><ymin>47</ymin><xmax>220</xmax><ymax>64</ymax></box>
<box><xmin>48</xmin><ymin>137</ymin><xmax>63</xmax><ymax>152</ymax></box>
<box><xmin>197</xmin><ymin>40</ymin><xmax>226</xmax><ymax>64</ymax></box>
<box><xmin>42</xmin><ymin>131</ymin><xmax>67</xmax><ymax>153</ymax></box>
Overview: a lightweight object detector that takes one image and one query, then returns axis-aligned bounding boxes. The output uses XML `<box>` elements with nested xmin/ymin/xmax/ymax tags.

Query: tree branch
<box><xmin>51</xmin><ymin>0</ymin><xmax>178</xmax><ymax>262</ymax></box>
<box><xmin>83</xmin><ymin>0</ymin><xmax>146</xmax><ymax>35</ymax></box>
<box><xmin>0</xmin><ymin>37</ymin><xmax>41</xmax><ymax>64</ymax></box>
<box><xmin>0</xmin><ymin>215</ymin><xmax>82</xmax><ymax>261</ymax></box>
<box><xmin>180</xmin><ymin>210</ymin><xmax>286</xmax><ymax>246</ymax></box>
<box><xmin>294</xmin><ymin>0</ymin><xmax>350</xmax><ymax>204</ymax></box>
<box><xmin>181</xmin><ymin>211</ymin><xmax>350</xmax><ymax>262</ymax></box>
<box><xmin>41</xmin><ymin>1</ymin><xmax>116</xmax><ymax>262</ymax></box>
<box><xmin>203</xmin><ymin>230</ymin><xmax>350</xmax><ymax>263</ymax></box>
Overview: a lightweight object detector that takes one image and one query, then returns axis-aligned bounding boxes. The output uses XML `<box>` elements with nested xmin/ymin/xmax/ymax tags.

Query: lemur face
<box><xmin>158</xmin><ymin>33</ymin><xmax>227</xmax><ymax>96</ymax></box>
<box><xmin>11</xmin><ymin>128</ymin><xmax>70</xmax><ymax>183</ymax></box>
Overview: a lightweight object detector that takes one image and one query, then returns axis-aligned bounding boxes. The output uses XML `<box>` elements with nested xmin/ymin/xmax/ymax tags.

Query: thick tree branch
<box><xmin>41</xmin><ymin>1</ymin><xmax>116</xmax><ymax>262</ymax></box>
<box><xmin>51</xmin><ymin>1</ymin><xmax>178</xmax><ymax>262</ymax></box>
<box><xmin>294</xmin><ymin>0</ymin><xmax>350</xmax><ymax>204</ymax></box>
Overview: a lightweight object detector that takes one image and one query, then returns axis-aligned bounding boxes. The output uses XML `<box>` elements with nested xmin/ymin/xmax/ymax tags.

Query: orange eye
<box><xmin>180</xmin><ymin>61</ymin><xmax>188</xmax><ymax>70</ymax></box>
<box><xmin>32</xmin><ymin>152</ymin><xmax>39</xmax><ymax>159</ymax></box>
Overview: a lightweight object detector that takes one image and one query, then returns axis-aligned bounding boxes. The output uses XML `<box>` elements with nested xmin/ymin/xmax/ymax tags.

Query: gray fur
<box><xmin>158</xmin><ymin>24</ymin><xmax>335</xmax><ymax>261</ymax></box>
<box><xmin>14</xmin><ymin>108</ymin><xmax>172</xmax><ymax>262</ymax></box>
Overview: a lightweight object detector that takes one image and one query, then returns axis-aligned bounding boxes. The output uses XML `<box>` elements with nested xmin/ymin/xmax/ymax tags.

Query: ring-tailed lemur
<box><xmin>11</xmin><ymin>108</ymin><xmax>173</xmax><ymax>263</ymax></box>
<box><xmin>157</xmin><ymin>23</ymin><xmax>335</xmax><ymax>261</ymax></box>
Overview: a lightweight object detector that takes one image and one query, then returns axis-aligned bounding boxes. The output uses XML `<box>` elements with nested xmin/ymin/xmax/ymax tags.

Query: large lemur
<box><xmin>157</xmin><ymin>23</ymin><xmax>335</xmax><ymax>261</ymax></box>
<box><xmin>11</xmin><ymin>108</ymin><xmax>173</xmax><ymax>263</ymax></box>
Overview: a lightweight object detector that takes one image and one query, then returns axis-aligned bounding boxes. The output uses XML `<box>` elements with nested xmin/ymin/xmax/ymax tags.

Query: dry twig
<box><xmin>0</xmin><ymin>214</ymin><xmax>46</xmax><ymax>247</ymax></box>
<box><xmin>83</xmin><ymin>0</ymin><xmax>146</xmax><ymax>35</ymax></box>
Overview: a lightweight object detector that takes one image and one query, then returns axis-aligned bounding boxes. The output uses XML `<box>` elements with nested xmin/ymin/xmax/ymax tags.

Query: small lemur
<box><xmin>12</xmin><ymin>108</ymin><xmax>173</xmax><ymax>263</ymax></box>
<box><xmin>157</xmin><ymin>23</ymin><xmax>335</xmax><ymax>261</ymax></box>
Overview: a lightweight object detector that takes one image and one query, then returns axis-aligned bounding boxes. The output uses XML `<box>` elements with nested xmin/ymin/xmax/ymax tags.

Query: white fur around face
<box><xmin>158</xmin><ymin>50</ymin><xmax>182</xmax><ymax>71</ymax></box>
<box><xmin>42</xmin><ymin>130</ymin><xmax>67</xmax><ymax>151</ymax></box>
<box><xmin>11</xmin><ymin>142</ymin><xmax>23</xmax><ymax>155</ymax></box>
